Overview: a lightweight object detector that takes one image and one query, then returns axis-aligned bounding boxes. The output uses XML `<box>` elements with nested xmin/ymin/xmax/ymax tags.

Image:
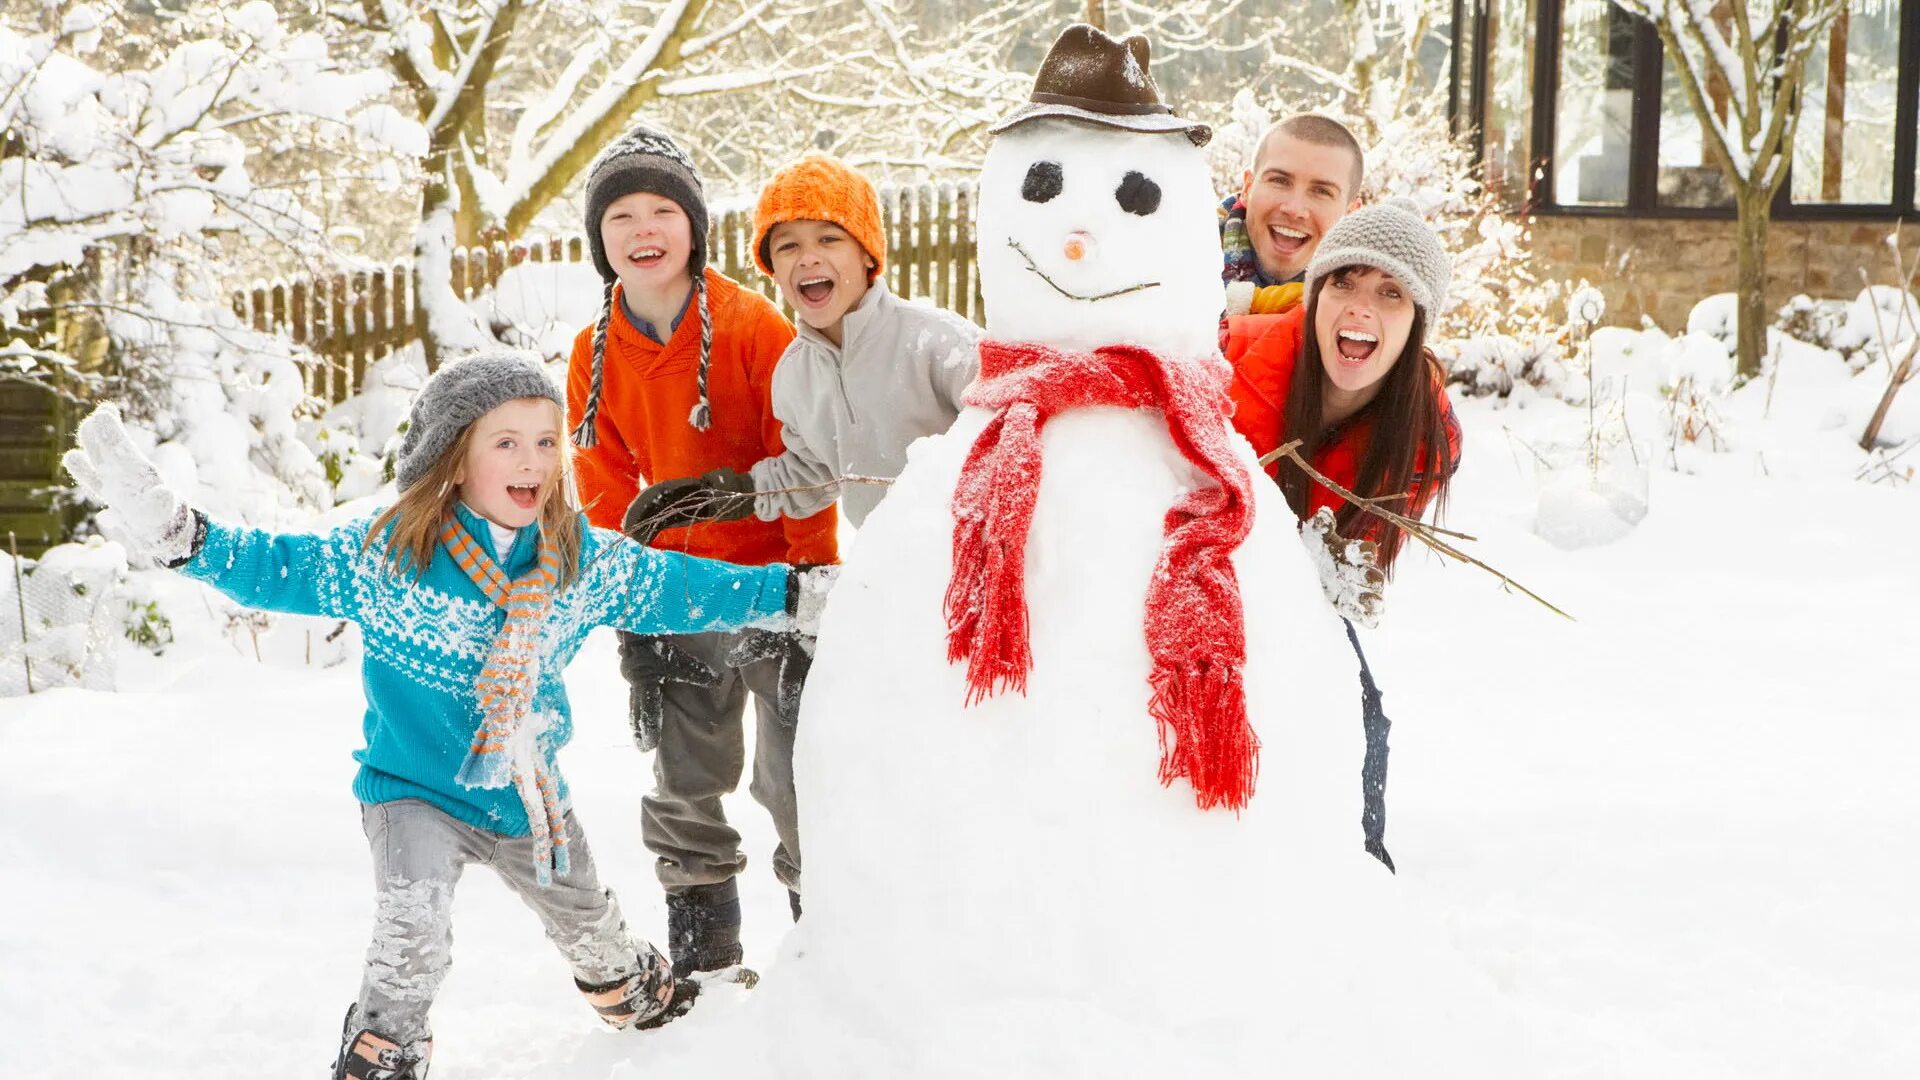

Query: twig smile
<box><xmin>1007</xmin><ymin>239</ymin><xmax>1161</xmax><ymax>303</ymax></box>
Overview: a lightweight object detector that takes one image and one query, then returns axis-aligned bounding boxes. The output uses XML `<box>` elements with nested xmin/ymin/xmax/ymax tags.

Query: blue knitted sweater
<box><xmin>176</xmin><ymin>503</ymin><xmax>791</xmax><ymax>835</ymax></box>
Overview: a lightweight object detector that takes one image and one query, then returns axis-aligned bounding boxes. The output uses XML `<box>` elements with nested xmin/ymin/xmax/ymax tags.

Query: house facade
<box><xmin>1452</xmin><ymin>0</ymin><xmax>1920</xmax><ymax>328</ymax></box>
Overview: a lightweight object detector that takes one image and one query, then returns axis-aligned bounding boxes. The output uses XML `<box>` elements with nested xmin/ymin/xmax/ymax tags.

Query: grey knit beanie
<box><xmin>575</xmin><ymin>122</ymin><xmax>715</xmax><ymax>445</ymax></box>
<box><xmin>1304</xmin><ymin>197</ymin><xmax>1453</xmax><ymax>316</ymax></box>
<box><xmin>395</xmin><ymin>350</ymin><xmax>565</xmax><ymax>493</ymax></box>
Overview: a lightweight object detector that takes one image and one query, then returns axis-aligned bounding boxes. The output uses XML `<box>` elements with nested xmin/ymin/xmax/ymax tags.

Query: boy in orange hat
<box><xmin>631</xmin><ymin>153</ymin><xmax>978</xmax><ymax>531</ymax></box>
<box><xmin>567</xmin><ymin>123</ymin><xmax>836</xmax><ymax>982</ymax></box>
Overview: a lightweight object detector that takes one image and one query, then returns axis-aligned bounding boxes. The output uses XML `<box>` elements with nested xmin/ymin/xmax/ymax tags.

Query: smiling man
<box><xmin>1220</xmin><ymin>114</ymin><xmax>1365</xmax><ymax>315</ymax></box>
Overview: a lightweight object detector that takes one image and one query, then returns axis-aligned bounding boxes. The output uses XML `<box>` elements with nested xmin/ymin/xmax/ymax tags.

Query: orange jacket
<box><xmin>567</xmin><ymin>269</ymin><xmax>838</xmax><ymax>566</ymax></box>
<box><xmin>1223</xmin><ymin>307</ymin><xmax>1461</xmax><ymax>529</ymax></box>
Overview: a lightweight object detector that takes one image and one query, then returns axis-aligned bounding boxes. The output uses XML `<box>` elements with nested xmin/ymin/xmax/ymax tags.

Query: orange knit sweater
<box><xmin>567</xmin><ymin>269</ymin><xmax>838</xmax><ymax>566</ymax></box>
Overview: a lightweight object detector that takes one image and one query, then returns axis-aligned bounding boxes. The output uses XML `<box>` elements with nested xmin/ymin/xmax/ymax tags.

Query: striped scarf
<box><xmin>443</xmin><ymin>517</ymin><xmax>570</xmax><ymax>886</ymax></box>
<box><xmin>1219</xmin><ymin>192</ymin><xmax>1266</xmax><ymax>286</ymax></box>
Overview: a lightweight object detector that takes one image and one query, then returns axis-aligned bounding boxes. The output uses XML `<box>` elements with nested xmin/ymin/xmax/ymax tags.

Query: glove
<box><xmin>623</xmin><ymin>469</ymin><xmax>757</xmax><ymax>545</ymax></box>
<box><xmin>725</xmin><ymin>629</ymin><xmax>813</xmax><ymax>725</ymax></box>
<box><xmin>1301</xmin><ymin>507</ymin><xmax>1384</xmax><ymax>629</ymax></box>
<box><xmin>618</xmin><ymin>633</ymin><xmax>722</xmax><ymax>752</ymax></box>
<box><xmin>62</xmin><ymin>404</ymin><xmax>199</xmax><ymax>566</ymax></box>
<box><xmin>624</xmin><ymin>478</ymin><xmax>712</xmax><ymax>545</ymax></box>
<box><xmin>725</xmin><ymin>563</ymin><xmax>839</xmax><ymax>725</ymax></box>
<box><xmin>691</xmin><ymin>467</ymin><xmax>756</xmax><ymax>523</ymax></box>
<box><xmin>787</xmin><ymin>564</ymin><xmax>839</xmax><ymax>640</ymax></box>
<box><xmin>1223</xmin><ymin>280</ymin><xmax>1304</xmax><ymax>317</ymax></box>
<box><xmin>1249</xmin><ymin>281</ymin><xmax>1304</xmax><ymax>315</ymax></box>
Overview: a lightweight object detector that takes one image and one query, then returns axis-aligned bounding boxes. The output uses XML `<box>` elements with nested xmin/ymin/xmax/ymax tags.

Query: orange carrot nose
<box><xmin>1063</xmin><ymin>231</ymin><xmax>1090</xmax><ymax>261</ymax></box>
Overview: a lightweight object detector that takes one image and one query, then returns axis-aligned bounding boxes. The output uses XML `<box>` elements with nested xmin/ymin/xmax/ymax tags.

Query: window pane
<box><xmin>1792</xmin><ymin>1</ymin><xmax>1900</xmax><ymax>205</ymax></box>
<box><xmin>1655</xmin><ymin>29</ymin><xmax>1735</xmax><ymax>208</ymax></box>
<box><xmin>1484</xmin><ymin>0</ymin><xmax>1538</xmax><ymax>204</ymax></box>
<box><xmin>1554</xmin><ymin>0</ymin><xmax>1636</xmax><ymax>206</ymax></box>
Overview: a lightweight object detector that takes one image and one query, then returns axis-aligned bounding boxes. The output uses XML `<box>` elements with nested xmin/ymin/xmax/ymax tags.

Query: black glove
<box><xmin>623</xmin><ymin>469</ymin><xmax>757</xmax><ymax>545</ymax></box>
<box><xmin>725</xmin><ymin>628</ymin><xmax>813</xmax><ymax>725</ymax></box>
<box><xmin>624</xmin><ymin>478</ymin><xmax>711</xmax><ymax>545</ymax></box>
<box><xmin>619</xmin><ymin>633</ymin><xmax>722</xmax><ymax>752</ymax></box>
<box><xmin>724</xmin><ymin>561</ymin><xmax>833</xmax><ymax>722</ymax></box>
<box><xmin>692</xmin><ymin>467</ymin><xmax>757</xmax><ymax>523</ymax></box>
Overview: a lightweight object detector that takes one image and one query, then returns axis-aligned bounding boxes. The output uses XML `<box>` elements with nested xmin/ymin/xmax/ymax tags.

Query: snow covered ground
<box><xmin>4</xmin><ymin>362</ymin><xmax>1917</xmax><ymax>1077</ymax></box>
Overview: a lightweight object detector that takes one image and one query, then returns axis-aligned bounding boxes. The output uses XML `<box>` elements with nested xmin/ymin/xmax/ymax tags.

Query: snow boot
<box><xmin>331</xmin><ymin>1005</ymin><xmax>430</xmax><ymax>1080</ymax></box>
<box><xmin>576</xmin><ymin>947</ymin><xmax>701</xmax><ymax>1030</ymax></box>
<box><xmin>666</xmin><ymin>879</ymin><xmax>744</xmax><ymax>978</ymax></box>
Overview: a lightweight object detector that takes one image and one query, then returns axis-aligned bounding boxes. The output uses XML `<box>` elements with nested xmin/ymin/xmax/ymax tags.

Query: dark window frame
<box><xmin>1460</xmin><ymin>0</ymin><xmax>1920</xmax><ymax>221</ymax></box>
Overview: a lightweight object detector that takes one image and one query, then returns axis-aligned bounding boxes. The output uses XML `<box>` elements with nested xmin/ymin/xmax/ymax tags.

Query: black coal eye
<box><xmin>1022</xmin><ymin>161</ymin><xmax>1063</xmax><ymax>203</ymax></box>
<box><xmin>1115</xmin><ymin>171</ymin><xmax>1161</xmax><ymax>215</ymax></box>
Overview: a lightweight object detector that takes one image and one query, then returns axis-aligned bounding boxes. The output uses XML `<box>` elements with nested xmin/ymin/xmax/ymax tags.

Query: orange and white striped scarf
<box><xmin>443</xmin><ymin>516</ymin><xmax>570</xmax><ymax>886</ymax></box>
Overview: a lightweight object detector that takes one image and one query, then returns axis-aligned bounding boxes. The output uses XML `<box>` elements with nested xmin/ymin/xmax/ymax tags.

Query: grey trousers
<box><xmin>355</xmin><ymin>799</ymin><xmax>649</xmax><ymax>1043</ymax></box>
<box><xmin>641</xmin><ymin>629</ymin><xmax>802</xmax><ymax>894</ymax></box>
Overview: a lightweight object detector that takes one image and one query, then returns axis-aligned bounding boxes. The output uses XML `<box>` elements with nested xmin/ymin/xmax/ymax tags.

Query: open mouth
<box><xmin>507</xmin><ymin>482</ymin><xmax>540</xmax><ymax>510</ymax></box>
<box><xmin>626</xmin><ymin>246</ymin><xmax>666</xmax><ymax>269</ymax></box>
<box><xmin>1008</xmin><ymin>239</ymin><xmax>1159</xmax><ymax>303</ymax></box>
<box><xmin>1266</xmin><ymin>224</ymin><xmax>1310</xmax><ymax>257</ymax></box>
<box><xmin>795</xmin><ymin>275</ymin><xmax>834</xmax><ymax>307</ymax></box>
<box><xmin>1335</xmin><ymin>328</ymin><xmax>1378</xmax><ymax>362</ymax></box>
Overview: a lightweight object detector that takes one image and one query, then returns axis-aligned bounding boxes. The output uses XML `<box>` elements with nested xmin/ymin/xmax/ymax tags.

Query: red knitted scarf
<box><xmin>945</xmin><ymin>339</ymin><xmax>1260</xmax><ymax>811</ymax></box>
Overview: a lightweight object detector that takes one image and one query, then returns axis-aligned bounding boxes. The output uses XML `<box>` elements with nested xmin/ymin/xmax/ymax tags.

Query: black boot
<box><xmin>332</xmin><ymin>1005</ymin><xmax>430</xmax><ymax>1080</ymax></box>
<box><xmin>788</xmin><ymin>888</ymin><xmax>802</xmax><ymax>922</ymax></box>
<box><xmin>666</xmin><ymin>879</ymin><xmax>743</xmax><ymax>978</ymax></box>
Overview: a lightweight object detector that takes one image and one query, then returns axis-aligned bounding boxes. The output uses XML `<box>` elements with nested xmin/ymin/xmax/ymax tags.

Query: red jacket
<box><xmin>567</xmin><ymin>270</ymin><xmax>838</xmax><ymax>567</ymax></box>
<box><xmin>1222</xmin><ymin>307</ymin><xmax>1461</xmax><ymax>530</ymax></box>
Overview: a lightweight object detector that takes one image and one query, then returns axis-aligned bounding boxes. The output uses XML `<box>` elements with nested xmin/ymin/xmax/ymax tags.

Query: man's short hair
<box><xmin>1251</xmin><ymin>114</ymin><xmax>1365</xmax><ymax>199</ymax></box>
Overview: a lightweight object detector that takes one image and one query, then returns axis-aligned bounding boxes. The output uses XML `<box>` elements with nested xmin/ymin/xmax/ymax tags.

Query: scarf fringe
<box><xmin>1150</xmin><ymin>660</ymin><xmax>1259</xmax><ymax>812</ymax></box>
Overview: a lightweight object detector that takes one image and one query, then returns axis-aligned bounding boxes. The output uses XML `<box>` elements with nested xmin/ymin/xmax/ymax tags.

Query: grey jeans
<box><xmin>355</xmin><ymin>799</ymin><xmax>649</xmax><ymax>1043</ymax></box>
<box><xmin>640</xmin><ymin>629</ymin><xmax>802</xmax><ymax>894</ymax></box>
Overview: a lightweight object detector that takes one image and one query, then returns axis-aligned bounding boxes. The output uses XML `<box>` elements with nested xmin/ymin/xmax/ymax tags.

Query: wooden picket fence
<box><xmin>234</xmin><ymin>181</ymin><xmax>984</xmax><ymax>404</ymax></box>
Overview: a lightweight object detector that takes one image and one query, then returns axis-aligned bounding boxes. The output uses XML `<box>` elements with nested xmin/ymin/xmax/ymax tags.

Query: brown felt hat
<box><xmin>988</xmin><ymin>23</ymin><xmax>1211</xmax><ymax>147</ymax></box>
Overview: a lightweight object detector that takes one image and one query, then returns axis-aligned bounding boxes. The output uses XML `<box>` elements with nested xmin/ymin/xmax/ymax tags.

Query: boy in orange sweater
<box><xmin>567</xmin><ymin>123</ymin><xmax>837</xmax><ymax>980</ymax></box>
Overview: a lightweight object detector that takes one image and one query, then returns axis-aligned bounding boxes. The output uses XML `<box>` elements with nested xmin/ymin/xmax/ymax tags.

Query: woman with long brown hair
<box><xmin>1223</xmin><ymin>198</ymin><xmax>1462</xmax><ymax>870</ymax></box>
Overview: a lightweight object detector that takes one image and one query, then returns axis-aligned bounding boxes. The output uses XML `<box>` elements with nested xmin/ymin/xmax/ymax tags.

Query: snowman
<box><xmin>617</xmin><ymin>26</ymin><xmax>1543</xmax><ymax>1080</ymax></box>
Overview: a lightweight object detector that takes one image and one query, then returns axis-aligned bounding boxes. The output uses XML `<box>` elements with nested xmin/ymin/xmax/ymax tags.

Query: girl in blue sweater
<box><xmin>63</xmin><ymin>351</ymin><xmax>835</xmax><ymax>1080</ymax></box>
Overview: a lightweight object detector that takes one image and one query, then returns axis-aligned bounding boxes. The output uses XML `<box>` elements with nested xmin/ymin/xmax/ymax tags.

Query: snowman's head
<box><xmin>978</xmin><ymin>118</ymin><xmax>1227</xmax><ymax>359</ymax></box>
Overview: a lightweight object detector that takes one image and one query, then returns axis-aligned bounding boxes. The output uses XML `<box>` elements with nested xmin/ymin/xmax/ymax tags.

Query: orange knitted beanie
<box><xmin>752</xmin><ymin>154</ymin><xmax>886</xmax><ymax>281</ymax></box>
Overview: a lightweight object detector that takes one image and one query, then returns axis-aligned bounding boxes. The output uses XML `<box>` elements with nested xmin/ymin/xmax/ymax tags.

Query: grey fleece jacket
<box><xmin>750</xmin><ymin>279</ymin><xmax>979</xmax><ymax>527</ymax></box>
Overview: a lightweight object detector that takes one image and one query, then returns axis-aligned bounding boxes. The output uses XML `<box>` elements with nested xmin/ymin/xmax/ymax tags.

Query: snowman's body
<box><xmin>728</xmin><ymin>119</ymin><xmax>1529</xmax><ymax>1074</ymax></box>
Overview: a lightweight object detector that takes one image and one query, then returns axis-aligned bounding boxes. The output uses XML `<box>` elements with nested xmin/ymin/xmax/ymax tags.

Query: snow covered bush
<box><xmin>0</xmin><ymin>539</ymin><xmax>148</xmax><ymax>695</ymax></box>
<box><xmin>0</xmin><ymin>4</ymin><xmax>412</xmax><ymax>669</ymax></box>
<box><xmin>1</xmin><ymin>4</ymin><xmax>401</xmax><ymax>523</ymax></box>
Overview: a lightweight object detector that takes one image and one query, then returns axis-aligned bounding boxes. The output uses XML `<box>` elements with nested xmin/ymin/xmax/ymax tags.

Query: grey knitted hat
<box><xmin>575</xmin><ymin>122</ymin><xmax>716</xmax><ymax>445</ymax></box>
<box><xmin>395</xmin><ymin>350</ymin><xmax>565</xmax><ymax>493</ymax></box>
<box><xmin>583</xmin><ymin>123</ymin><xmax>709</xmax><ymax>285</ymax></box>
<box><xmin>1304</xmin><ymin>197</ymin><xmax>1453</xmax><ymax>316</ymax></box>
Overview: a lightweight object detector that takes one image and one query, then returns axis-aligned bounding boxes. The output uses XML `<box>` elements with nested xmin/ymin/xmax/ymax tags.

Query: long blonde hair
<box><xmin>366</xmin><ymin>399</ymin><xmax>585</xmax><ymax>589</ymax></box>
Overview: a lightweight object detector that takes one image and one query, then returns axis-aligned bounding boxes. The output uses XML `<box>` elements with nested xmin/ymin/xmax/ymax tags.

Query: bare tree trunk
<box><xmin>1822</xmin><ymin>8</ymin><xmax>1849</xmax><ymax>201</ymax></box>
<box><xmin>1086</xmin><ymin>1</ymin><xmax>1105</xmax><ymax>30</ymax></box>
<box><xmin>1733</xmin><ymin>187</ymin><xmax>1771</xmax><ymax>380</ymax></box>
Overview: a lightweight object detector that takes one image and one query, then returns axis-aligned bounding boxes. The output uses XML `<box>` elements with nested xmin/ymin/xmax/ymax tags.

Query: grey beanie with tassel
<box><xmin>574</xmin><ymin>122</ymin><xmax>715</xmax><ymax>447</ymax></box>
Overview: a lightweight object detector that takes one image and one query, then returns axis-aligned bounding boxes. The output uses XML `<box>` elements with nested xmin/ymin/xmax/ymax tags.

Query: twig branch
<box><xmin>1258</xmin><ymin>440</ymin><xmax>1574</xmax><ymax>621</ymax></box>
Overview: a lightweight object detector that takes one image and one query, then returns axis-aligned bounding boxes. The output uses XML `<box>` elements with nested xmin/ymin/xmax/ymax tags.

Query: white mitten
<box><xmin>1224</xmin><ymin>280</ymin><xmax>1255</xmax><ymax>317</ymax></box>
<box><xmin>62</xmin><ymin>404</ymin><xmax>197</xmax><ymax>566</ymax></box>
<box><xmin>1301</xmin><ymin>507</ymin><xmax>1385</xmax><ymax>629</ymax></box>
<box><xmin>790</xmin><ymin>564</ymin><xmax>841</xmax><ymax>645</ymax></box>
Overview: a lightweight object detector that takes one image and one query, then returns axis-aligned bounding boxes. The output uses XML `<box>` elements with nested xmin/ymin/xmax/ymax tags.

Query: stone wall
<box><xmin>1528</xmin><ymin>215</ymin><xmax>1920</xmax><ymax>331</ymax></box>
